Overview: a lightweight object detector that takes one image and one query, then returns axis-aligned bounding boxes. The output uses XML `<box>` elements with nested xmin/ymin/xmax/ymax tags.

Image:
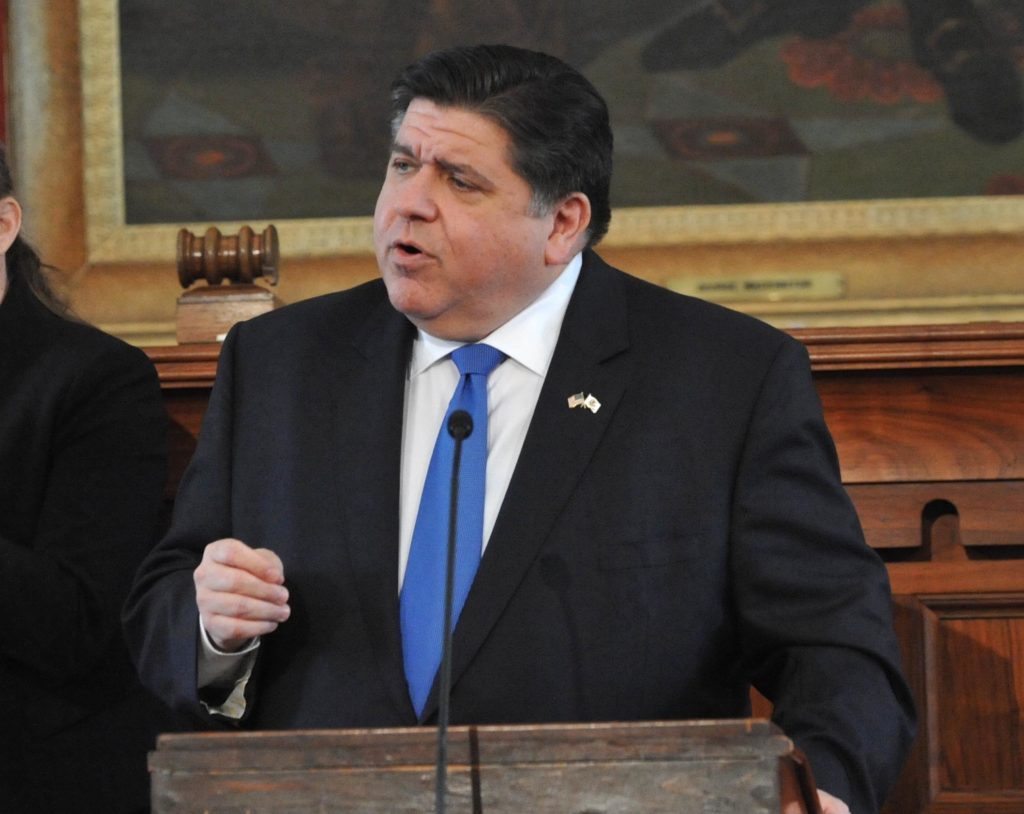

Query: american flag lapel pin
<box><xmin>568</xmin><ymin>392</ymin><xmax>601</xmax><ymax>413</ymax></box>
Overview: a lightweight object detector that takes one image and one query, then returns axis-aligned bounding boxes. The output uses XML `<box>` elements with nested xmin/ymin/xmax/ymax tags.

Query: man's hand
<box><xmin>194</xmin><ymin>538</ymin><xmax>290</xmax><ymax>652</ymax></box>
<box><xmin>816</xmin><ymin>790</ymin><xmax>850</xmax><ymax>814</ymax></box>
<box><xmin>782</xmin><ymin>788</ymin><xmax>850</xmax><ymax>814</ymax></box>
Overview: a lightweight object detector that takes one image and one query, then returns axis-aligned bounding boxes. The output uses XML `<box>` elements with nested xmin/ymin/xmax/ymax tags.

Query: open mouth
<box><xmin>397</xmin><ymin>242</ymin><xmax>422</xmax><ymax>255</ymax></box>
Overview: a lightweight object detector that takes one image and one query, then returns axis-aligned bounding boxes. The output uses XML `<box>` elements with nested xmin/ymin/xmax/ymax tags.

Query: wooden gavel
<box><xmin>177</xmin><ymin>225</ymin><xmax>279</xmax><ymax>288</ymax></box>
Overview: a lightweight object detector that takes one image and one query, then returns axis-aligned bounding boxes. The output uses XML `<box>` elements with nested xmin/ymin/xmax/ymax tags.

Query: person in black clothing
<box><xmin>0</xmin><ymin>143</ymin><xmax>172</xmax><ymax>813</ymax></box>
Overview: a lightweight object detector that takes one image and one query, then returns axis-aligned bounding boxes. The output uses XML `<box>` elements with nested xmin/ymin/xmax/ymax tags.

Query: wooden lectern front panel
<box><xmin>148</xmin><ymin>720</ymin><xmax>814</xmax><ymax>813</ymax></box>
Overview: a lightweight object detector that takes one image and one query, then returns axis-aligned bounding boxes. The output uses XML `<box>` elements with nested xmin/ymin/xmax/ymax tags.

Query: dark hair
<box><xmin>0</xmin><ymin>143</ymin><xmax>66</xmax><ymax>314</ymax></box>
<box><xmin>389</xmin><ymin>44</ymin><xmax>613</xmax><ymax>247</ymax></box>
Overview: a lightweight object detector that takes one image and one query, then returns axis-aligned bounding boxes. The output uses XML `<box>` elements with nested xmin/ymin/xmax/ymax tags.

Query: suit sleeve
<box><xmin>729</xmin><ymin>337</ymin><xmax>916</xmax><ymax>814</ymax></box>
<box><xmin>123</xmin><ymin>327</ymin><xmax>243</xmax><ymax>723</ymax></box>
<box><xmin>0</xmin><ymin>343</ymin><xmax>166</xmax><ymax>681</ymax></box>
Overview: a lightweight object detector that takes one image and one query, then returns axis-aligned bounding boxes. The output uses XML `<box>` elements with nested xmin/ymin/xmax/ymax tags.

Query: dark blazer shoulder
<box><xmin>1</xmin><ymin>274</ymin><xmax>154</xmax><ymax>376</ymax></box>
<box><xmin>582</xmin><ymin>250</ymin><xmax>800</xmax><ymax>365</ymax></box>
<box><xmin>232</xmin><ymin>279</ymin><xmax>391</xmax><ymax>339</ymax></box>
<box><xmin>215</xmin><ymin>279</ymin><xmax>410</xmax><ymax>405</ymax></box>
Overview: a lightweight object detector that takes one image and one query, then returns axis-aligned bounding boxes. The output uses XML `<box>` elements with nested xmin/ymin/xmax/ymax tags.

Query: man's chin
<box><xmin>385</xmin><ymin>288</ymin><xmax>440</xmax><ymax>332</ymax></box>
<box><xmin>386</xmin><ymin>284</ymin><xmax>427</xmax><ymax>319</ymax></box>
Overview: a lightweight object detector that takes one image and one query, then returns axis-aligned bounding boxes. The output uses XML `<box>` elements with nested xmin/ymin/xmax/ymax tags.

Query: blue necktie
<box><xmin>401</xmin><ymin>343</ymin><xmax>506</xmax><ymax>716</ymax></box>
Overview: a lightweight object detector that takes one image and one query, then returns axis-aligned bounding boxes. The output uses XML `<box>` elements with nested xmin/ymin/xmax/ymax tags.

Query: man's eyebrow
<box><xmin>391</xmin><ymin>141</ymin><xmax>416</xmax><ymax>159</ymax></box>
<box><xmin>389</xmin><ymin>141</ymin><xmax>493</xmax><ymax>189</ymax></box>
<box><xmin>436</xmin><ymin>157</ymin><xmax>492</xmax><ymax>188</ymax></box>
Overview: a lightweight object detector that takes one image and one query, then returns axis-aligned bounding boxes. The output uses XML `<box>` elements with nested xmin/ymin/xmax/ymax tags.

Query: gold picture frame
<box><xmin>7</xmin><ymin>0</ymin><xmax>1020</xmax><ymax>343</ymax></box>
<box><xmin>79</xmin><ymin>0</ymin><xmax>1024</xmax><ymax>265</ymax></box>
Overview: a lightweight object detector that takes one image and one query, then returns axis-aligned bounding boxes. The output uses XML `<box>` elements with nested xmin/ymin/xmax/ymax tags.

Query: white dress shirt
<box><xmin>198</xmin><ymin>254</ymin><xmax>582</xmax><ymax>711</ymax></box>
<box><xmin>398</xmin><ymin>252</ymin><xmax>581</xmax><ymax>587</ymax></box>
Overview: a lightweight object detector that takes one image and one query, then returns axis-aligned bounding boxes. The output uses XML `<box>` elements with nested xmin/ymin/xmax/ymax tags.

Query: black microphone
<box><xmin>436</xmin><ymin>409</ymin><xmax>473</xmax><ymax>814</ymax></box>
<box><xmin>448</xmin><ymin>409</ymin><xmax>473</xmax><ymax>442</ymax></box>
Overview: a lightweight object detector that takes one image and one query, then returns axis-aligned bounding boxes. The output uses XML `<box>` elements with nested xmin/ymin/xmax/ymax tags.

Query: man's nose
<box><xmin>393</xmin><ymin>170</ymin><xmax>439</xmax><ymax>221</ymax></box>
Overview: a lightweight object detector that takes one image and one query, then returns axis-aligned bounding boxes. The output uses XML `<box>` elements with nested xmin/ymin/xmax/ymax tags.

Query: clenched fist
<box><xmin>194</xmin><ymin>538</ymin><xmax>290</xmax><ymax>652</ymax></box>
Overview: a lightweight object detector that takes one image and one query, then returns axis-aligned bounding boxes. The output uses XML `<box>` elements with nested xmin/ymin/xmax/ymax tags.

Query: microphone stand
<box><xmin>436</xmin><ymin>410</ymin><xmax>473</xmax><ymax>814</ymax></box>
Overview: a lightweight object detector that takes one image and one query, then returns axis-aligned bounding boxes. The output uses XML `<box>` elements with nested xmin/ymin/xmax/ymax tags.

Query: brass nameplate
<box><xmin>668</xmin><ymin>271</ymin><xmax>845</xmax><ymax>302</ymax></box>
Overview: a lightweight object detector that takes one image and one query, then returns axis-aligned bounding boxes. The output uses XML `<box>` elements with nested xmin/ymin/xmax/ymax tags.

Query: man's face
<box><xmin>374</xmin><ymin>99</ymin><xmax>565</xmax><ymax>341</ymax></box>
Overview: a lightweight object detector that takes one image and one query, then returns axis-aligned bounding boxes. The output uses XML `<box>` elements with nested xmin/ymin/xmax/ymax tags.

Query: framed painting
<box><xmin>0</xmin><ymin>0</ymin><xmax>7</xmax><ymax>144</ymax></box>
<box><xmin>80</xmin><ymin>0</ymin><xmax>1024</xmax><ymax>265</ymax></box>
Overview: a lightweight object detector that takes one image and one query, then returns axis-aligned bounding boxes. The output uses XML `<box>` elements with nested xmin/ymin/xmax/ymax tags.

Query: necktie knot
<box><xmin>452</xmin><ymin>343</ymin><xmax>505</xmax><ymax>378</ymax></box>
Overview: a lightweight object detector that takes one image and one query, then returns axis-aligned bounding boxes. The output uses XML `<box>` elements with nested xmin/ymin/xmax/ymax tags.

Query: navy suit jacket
<box><xmin>125</xmin><ymin>251</ymin><xmax>914</xmax><ymax>813</ymax></box>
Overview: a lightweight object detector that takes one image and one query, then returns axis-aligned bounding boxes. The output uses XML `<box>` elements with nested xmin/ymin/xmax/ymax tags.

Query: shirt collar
<box><xmin>410</xmin><ymin>252</ymin><xmax>582</xmax><ymax>379</ymax></box>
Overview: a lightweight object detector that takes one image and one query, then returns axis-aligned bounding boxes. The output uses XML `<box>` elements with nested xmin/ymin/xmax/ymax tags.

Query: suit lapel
<box><xmin>419</xmin><ymin>253</ymin><xmax>633</xmax><ymax>719</ymax></box>
<box><xmin>329</xmin><ymin>294</ymin><xmax>418</xmax><ymax>722</ymax></box>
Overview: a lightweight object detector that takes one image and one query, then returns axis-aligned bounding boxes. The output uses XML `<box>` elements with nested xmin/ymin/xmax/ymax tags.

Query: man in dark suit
<box><xmin>124</xmin><ymin>44</ymin><xmax>914</xmax><ymax>814</ymax></box>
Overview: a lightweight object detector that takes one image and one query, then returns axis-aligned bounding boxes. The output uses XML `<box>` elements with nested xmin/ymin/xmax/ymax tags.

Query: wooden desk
<box><xmin>147</xmin><ymin>322</ymin><xmax>1024</xmax><ymax>814</ymax></box>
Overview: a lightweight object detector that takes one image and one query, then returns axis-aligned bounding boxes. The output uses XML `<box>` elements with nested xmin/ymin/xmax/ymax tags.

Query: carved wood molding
<box><xmin>147</xmin><ymin>322</ymin><xmax>1024</xmax><ymax>385</ymax></box>
<box><xmin>890</xmin><ymin>564</ymin><xmax>1024</xmax><ymax>596</ymax></box>
<box><xmin>891</xmin><ymin>592</ymin><xmax>1024</xmax><ymax>812</ymax></box>
<box><xmin>793</xmin><ymin>322</ymin><xmax>1024</xmax><ymax>370</ymax></box>
<box><xmin>148</xmin><ymin>344</ymin><xmax>220</xmax><ymax>389</ymax></box>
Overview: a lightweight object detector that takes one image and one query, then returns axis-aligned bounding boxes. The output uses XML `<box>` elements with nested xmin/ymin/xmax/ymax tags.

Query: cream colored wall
<box><xmin>10</xmin><ymin>1</ymin><xmax>1024</xmax><ymax>346</ymax></box>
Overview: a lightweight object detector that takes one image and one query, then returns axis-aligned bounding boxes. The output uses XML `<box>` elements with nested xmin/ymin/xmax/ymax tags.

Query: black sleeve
<box><xmin>123</xmin><ymin>325</ymin><xmax>243</xmax><ymax>721</ymax></box>
<box><xmin>0</xmin><ymin>342</ymin><xmax>167</xmax><ymax>681</ymax></box>
<box><xmin>729</xmin><ymin>338</ymin><xmax>916</xmax><ymax>813</ymax></box>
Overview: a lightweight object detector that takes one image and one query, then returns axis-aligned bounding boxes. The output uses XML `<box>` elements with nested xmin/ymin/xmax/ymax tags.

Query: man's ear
<box><xmin>0</xmin><ymin>196</ymin><xmax>23</xmax><ymax>255</ymax></box>
<box><xmin>544</xmin><ymin>192</ymin><xmax>591</xmax><ymax>265</ymax></box>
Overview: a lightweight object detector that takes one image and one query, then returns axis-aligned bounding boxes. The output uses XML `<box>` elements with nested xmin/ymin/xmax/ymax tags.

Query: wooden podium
<box><xmin>149</xmin><ymin>719</ymin><xmax>821</xmax><ymax>813</ymax></box>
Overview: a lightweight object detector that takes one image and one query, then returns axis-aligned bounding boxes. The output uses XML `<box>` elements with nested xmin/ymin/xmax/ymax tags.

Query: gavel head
<box><xmin>177</xmin><ymin>225</ymin><xmax>279</xmax><ymax>289</ymax></box>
